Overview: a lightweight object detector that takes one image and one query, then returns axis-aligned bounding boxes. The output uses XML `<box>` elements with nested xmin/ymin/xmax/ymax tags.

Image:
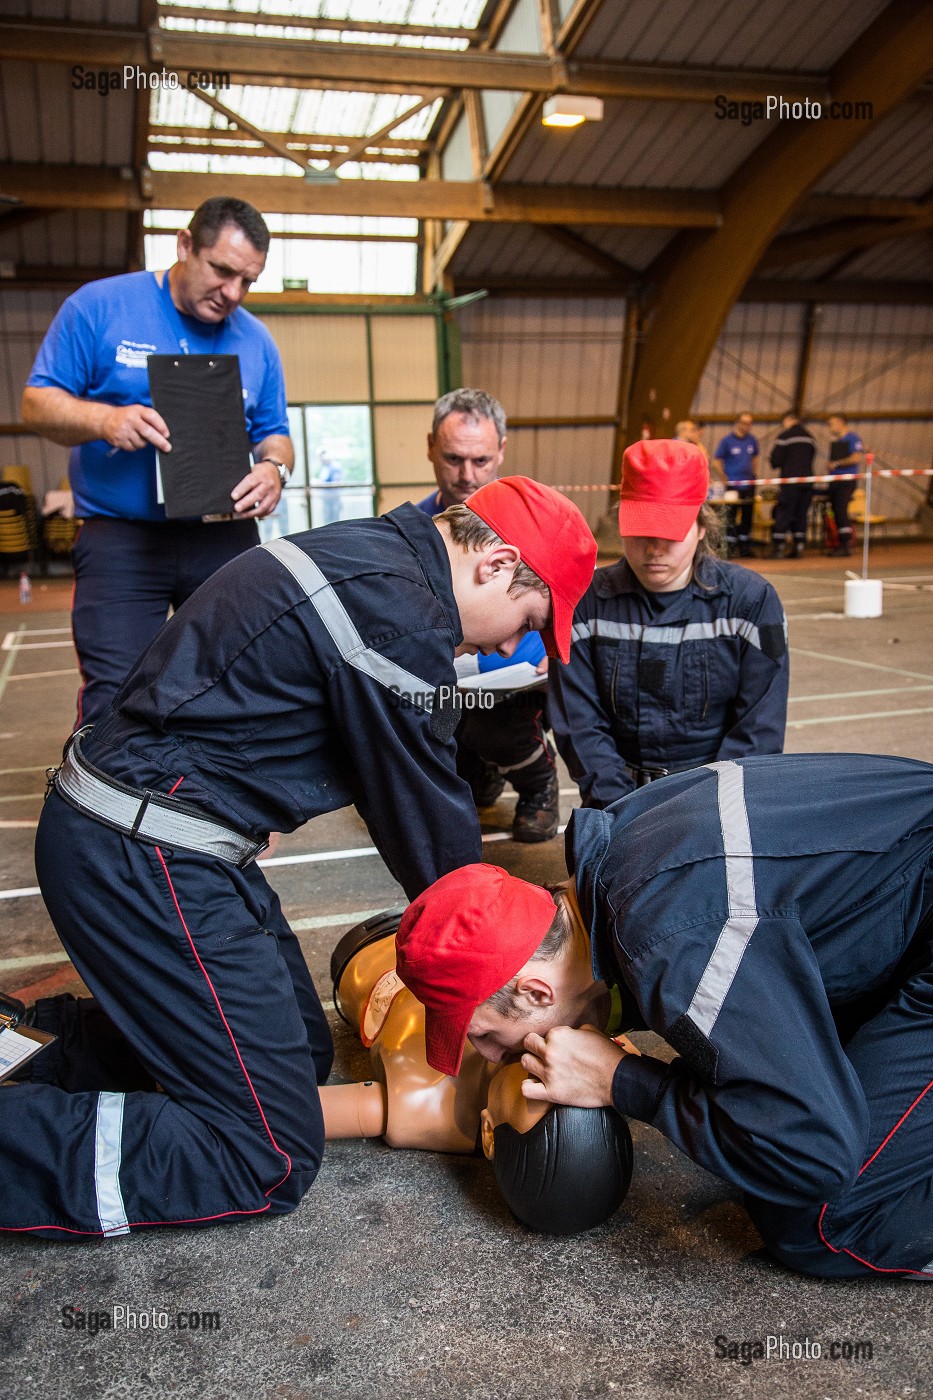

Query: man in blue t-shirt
<box><xmin>825</xmin><ymin>414</ymin><xmax>865</xmax><ymax>558</ymax></box>
<box><xmin>415</xmin><ymin>389</ymin><xmax>558</xmax><ymax>843</ymax></box>
<box><xmin>23</xmin><ymin>197</ymin><xmax>292</xmax><ymax>727</ymax></box>
<box><xmin>713</xmin><ymin>412</ymin><xmax>760</xmax><ymax>557</ymax></box>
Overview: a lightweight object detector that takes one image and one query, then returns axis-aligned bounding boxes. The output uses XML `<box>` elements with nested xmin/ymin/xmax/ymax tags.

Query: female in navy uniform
<box><xmin>550</xmin><ymin>440</ymin><xmax>788</xmax><ymax>810</ymax></box>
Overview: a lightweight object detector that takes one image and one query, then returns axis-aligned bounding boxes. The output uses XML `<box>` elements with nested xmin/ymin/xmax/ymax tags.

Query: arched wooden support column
<box><xmin>623</xmin><ymin>0</ymin><xmax>933</xmax><ymax>446</ymax></box>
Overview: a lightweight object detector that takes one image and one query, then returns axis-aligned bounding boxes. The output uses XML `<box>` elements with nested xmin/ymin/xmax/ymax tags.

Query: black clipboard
<box><xmin>147</xmin><ymin>354</ymin><xmax>252</xmax><ymax>518</ymax></box>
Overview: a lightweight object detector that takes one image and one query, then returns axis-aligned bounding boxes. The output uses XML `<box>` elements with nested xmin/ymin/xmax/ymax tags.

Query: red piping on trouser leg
<box><xmin>819</xmin><ymin>1077</ymin><xmax>933</xmax><ymax>1277</ymax></box>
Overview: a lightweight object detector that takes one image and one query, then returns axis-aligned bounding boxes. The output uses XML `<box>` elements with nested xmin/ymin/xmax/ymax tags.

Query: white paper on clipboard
<box><xmin>457</xmin><ymin>661</ymin><xmax>545</xmax><ymax>693</ymax></box>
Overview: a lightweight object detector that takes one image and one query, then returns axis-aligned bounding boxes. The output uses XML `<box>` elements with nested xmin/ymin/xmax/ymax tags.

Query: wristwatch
<box><xmin>262</xmin><ymin>459</ymin><xmax>290</xmax><ymax>488</ymax></box>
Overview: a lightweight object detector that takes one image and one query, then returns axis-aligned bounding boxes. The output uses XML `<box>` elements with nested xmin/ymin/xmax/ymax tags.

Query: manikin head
<box><xmin>172</xmin><ymin>197</ymin><xmax>270</xmax><ymax>323</ymax></box>
<box><xmin>427</xmin><ymin>390</ymin><xmax>508</xmax><ymax>509</ymax></box>
<box><xmin>395</xmin><ymin>869</ymin><xmax>636</xmax><ymax>1229</ymax></box>
<box><xmin>332</xmin><ymin>909</ymin><xmax>633</xmax><ymax>1234</ymax></box>
<box><xmin>434</xmin><ymin>476</ymin><xmax>597</xmax><ymax>664</ymax></box>
<box><xmin>617</xmin><ymin>439</ymin><xmax>720</xmax><ymax>593</ymax></box>
<box><xmin>481</xmin><ymin>1063</ymin><xmax>634</xmax><ymax>1234</ymax></box>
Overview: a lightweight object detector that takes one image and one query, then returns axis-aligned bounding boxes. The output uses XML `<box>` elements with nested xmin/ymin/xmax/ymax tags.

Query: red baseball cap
<box><xmin>466</xmin><ymin>476</ymin><xmax>597</xmax><ymax>663</ymax></box>
<box><xmin>395</xmin><ymin>864</ymin><xmax>557</xmax><ymax>1078</ymax></box>
<box><xmin>618</xmin><ymin>439</ymin><xmax>709</xmax><ymax>542</ymax></box>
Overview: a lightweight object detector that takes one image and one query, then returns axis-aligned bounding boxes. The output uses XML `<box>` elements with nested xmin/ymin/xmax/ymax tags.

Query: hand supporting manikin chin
<box><xmin>323</xmin><ymin>912</ymin><xmax>633</xmax><ymax>1234</ymax></box>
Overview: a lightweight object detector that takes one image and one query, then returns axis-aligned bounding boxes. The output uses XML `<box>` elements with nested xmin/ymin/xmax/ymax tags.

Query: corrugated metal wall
<box><xmin>693</xmin><ymin>302</ymin><xmax>933</xmax><ymax>520</ymax></box>
<box><xmin>457</xmin><ymin>297</ymin><xmax>626</xmax><ymax>528</ymax></box>
<box><xmin>0</xmin><ymin>290</ymin><xmax>71</xmax><ymax>496</ymax></box>
<box><xmin>456</xmin><ymin>295</ymin><xmax>931</xmax><ymax>530</ymax></box>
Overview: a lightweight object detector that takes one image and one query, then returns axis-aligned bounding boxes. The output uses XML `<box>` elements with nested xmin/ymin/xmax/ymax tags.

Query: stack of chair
<box><xmin>1</xmin><ymin>465</ymin><xmax>39</xmax><ymax>554</ymax></box>
<box><xmin>43</xmin><ymin>476</ymin><xmax>80</xmax><ymax>556</ymax></box>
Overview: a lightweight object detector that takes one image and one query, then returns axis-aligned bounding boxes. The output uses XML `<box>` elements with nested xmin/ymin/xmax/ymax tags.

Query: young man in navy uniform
<box><xmin>826</xmin><ymin>414</ymin><xmax>865</xmax><ymax>558</ymax></box>
<box><xmin>0</xmin><ymin>478</ymin><xmax>596</xmax><ymax>1240</ymax></box>
<box><xmin>713</xmin><ymin>413</ymin><xmax>760</xmax><ymax>557</ymax></box>
<box><xmin>417</xmin><ymin>389</ymin><xmax>560</xmax><ymax>843</ymax></box>
<box><xmin>398</xmin><ymin>752</ymin><xmax>933</xmax><ymax>1280</ymax></box>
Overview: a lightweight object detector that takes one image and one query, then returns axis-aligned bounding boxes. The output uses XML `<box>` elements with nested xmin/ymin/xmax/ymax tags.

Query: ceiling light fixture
<box><xmin>541</xmin><ymin>95</ymin><xmax>604</xmax><ymax>128</ymax></box>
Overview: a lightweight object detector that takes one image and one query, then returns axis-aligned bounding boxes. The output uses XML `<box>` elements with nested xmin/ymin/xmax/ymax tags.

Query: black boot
<box><xmin>512</xmin><ymin>769</ymin><xmax>559</xmax><ymax>843</ymax></box>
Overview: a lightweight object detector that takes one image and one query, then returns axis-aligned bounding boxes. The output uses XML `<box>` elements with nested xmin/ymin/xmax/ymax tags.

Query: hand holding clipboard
<box><xmin>147</xmin><ymin>354</ymin><xmax>253</xmax><ymax>518</ymax></box>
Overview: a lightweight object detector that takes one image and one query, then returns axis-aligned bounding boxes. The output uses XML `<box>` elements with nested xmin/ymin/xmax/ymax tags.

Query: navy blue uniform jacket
<box><xmin>86</xmin><ymin>504</ymin><xmax>482</xmax><ymax>899</ymax></box>
<box><xmin>550</xmin><ymin>557</ymin><xmax>788</xmax><ymax>807</ymax></box>
<box><xmin>568</xmin><ymin>753</ymin><xmax>933</xmax><ymax>1207</ymax></box>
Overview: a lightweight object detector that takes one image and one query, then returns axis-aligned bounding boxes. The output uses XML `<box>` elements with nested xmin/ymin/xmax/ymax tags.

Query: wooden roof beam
<box><xmin>0</xmin><ymin>164</ymin><xmax>722</xmax><ymax>226</ymax></box>
<box><xmin>0</xmin><ymin>21</ymin><xmax>830</xmax><ymax>101</ymax></box>
<box><xmin>759</xmin><ymin>205</ymin><xmax>933</xmax><ymax>269</ymax></box>
<box><xmin>156</xmin><ymin>6</ymin><xmax>479</xmax><ymax>41</ymax></box>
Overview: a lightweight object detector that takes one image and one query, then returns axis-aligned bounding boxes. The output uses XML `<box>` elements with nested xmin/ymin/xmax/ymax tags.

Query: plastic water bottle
<box><xmin>18</xmin><ymin>570</ymin><xmax>31</xmax><ymax>605</ymax></box>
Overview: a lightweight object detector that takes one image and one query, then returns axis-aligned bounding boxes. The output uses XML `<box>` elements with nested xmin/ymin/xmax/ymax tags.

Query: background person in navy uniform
<box><xmin>713</xmin><ymin>412</ymin><xmax>760</xmax><ymax>557</ymax></box>
<box><xmin>769</xmin><ymin>413</ymin><xmax>817</xmax><ymax>558</ymax></box>
<box><xmin>550</xmin><ymin>440</ymin><xmax>787</xmax><ymax>810</ymax></box>
<box><xmin>826</xmin><ymin>413</ymin><xmax>865</xmax><ymax>558</ymax></box>
<box><xmin>397</xmin><ymin>751</ymin><xmax>933</xmax><ymax>1281</ymax></box>
<box><xmin>23</xmin><ymin>197</ymin><xmax>292</xmax><ymax>728</ymax></box>
<box><xmin>417</xmin><ymin>389</ymin><xmax>560</xmax><ymax>843</ymax></box>
<box><xmin>0</xmin><ymin>478</ymin><xmax>597</xmax><ymax>1240</ymax></box>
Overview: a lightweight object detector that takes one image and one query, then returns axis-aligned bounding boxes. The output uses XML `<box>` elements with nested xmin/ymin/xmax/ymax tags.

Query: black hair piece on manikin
<box><xmin>492</xmin><ymin>1103</ymin><xmax>633</xmax><ymax>1235</ymax></box>
<box><xmin>330</xmin><ymin>909</ymin><xmax>405</xmax><ymax>1023</ymax></box>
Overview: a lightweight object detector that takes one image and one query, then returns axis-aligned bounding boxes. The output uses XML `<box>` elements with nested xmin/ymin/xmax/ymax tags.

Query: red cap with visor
<box><xmin>395</xmin><ymin>864</ymin><xmax>557</xmax><ymax>1078</ymax></box>
<box><xmin>618</xmin><ymin>439</ymin><xmax>710</xmax><ymax>542</ymax></box>
<box><xmin>466</xmin><ymin>476</ymin><xmax>597</xmax><ymax>664</ymax></box>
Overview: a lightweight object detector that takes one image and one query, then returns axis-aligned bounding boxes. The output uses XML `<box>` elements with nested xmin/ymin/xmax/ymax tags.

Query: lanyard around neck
<box><xmin>160</xmin><ymin>269</ymin><xmax>224</xmax><ymax>355</ymax></box>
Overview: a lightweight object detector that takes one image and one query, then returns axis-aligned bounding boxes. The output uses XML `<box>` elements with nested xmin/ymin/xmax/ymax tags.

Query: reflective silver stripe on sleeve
<box><xmin>94</xmin><ymin>1091</ymin><xmax>130</xmax><ymax>1237</ymax></box>
<box><xmin>571</xmin><ymin>616</ymin><xmax>766</xmax><ymax>650</ymax></box>
<box><xmin>262</xmin><ymin>537</ymin><xmax>436</xmax><ymax>709</ymax></box>
<box><xmin>686</xmin><ymin>760</ymin><xmax>759</xmax><ymax>1037</ymax></box>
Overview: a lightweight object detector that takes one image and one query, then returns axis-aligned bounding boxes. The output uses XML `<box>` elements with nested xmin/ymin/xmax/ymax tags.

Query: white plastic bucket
<box><xmin>844</xmin><ymin>578</ymin><xmax>883</xmax><ymax>618</ymax></box>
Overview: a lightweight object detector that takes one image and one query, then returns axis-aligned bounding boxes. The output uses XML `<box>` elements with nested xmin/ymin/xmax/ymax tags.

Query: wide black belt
<box><xmin>52</xmin><ymin>731</ymin><xmax>266</xmax><ymax>867</ymax></box>
<box><xmin>624</xmin><ymin>757</ymin><xmax>718</xmax><ymax>788</ymax></box>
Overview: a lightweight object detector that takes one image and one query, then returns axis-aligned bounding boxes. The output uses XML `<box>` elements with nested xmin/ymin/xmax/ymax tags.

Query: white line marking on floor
<box><xmin>789</xmin><ymin>647</ymin><xmax>933</xmax><ymax>683</ymax></box>
<box><xmin>0</xmin><ymin>793</ymin><xmax>43</xmax><ymax>803</ymax></box>
<box><xmin>0</xmin><ymin>823</ymin><xmax>570</xmax><ymax>900</ymax></box>
<box><xmin>0</xmin><ymin>766</ymin><xmax>51</xmax><ymax>775</ymax></box>
<box><xmin>8</xmin><ymin>668</ymin><xmax>80</xmax><ymax>682</ymax></box>
<box><xmin>788</xmin><ymin>704</ymin><xmax>933</xmax><ymax>729</ymax></box>
<box><xmin>0</xmin><ymin>640</ymin><xmax>74</xmax><ymax>651</ymax></box>
<box><xmin>291</xmin><ymin>910</ymin><xmax>385</xmax><ymax>932</ymax></box>
<box><xmin>0</xmin><ymin>624</ymin><xmax>24</xmax><ymax>706</ymax></box>
<box><xmin>0</xmin><ymin>949</ymin><xmax>71</xmax><ymax>974</ymax></box>
<box><xmin>789</xmin><ymin>684</ymin><xmax>933</xmax><ymax>703</ymax></box>
<box><xmin>2</xmin><ymin>627</ymin><xmax>71</xmax><ymax>643</ymax></box>
<box><xmin>0</xmin><ymin>820</ymin><xmax>38</xmax><ymax>828</ymax></box>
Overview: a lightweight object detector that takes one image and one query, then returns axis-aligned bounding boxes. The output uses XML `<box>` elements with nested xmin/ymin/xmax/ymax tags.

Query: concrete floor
<box><xmin>2</xmin><ymin>544</ymin><xmax>932</xmax><ymax>1400</ymax></box>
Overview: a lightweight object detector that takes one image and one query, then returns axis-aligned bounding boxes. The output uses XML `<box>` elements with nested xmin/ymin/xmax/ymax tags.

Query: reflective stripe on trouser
<box><xmin>747</xmin><ymin>922</ymin><xmax>933</xmax><ymax>1278</ymax></box>
<box><xmin>0</xmin><ymin>790</ymin><xmax>331</xmax><ymax>1238</ymax></box>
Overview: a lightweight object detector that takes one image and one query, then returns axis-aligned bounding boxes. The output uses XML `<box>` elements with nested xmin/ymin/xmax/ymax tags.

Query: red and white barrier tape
<box><xmin>550</xmin><ymin>466</ymin><xmax>933</xmax><ymax>493</ymax></box>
